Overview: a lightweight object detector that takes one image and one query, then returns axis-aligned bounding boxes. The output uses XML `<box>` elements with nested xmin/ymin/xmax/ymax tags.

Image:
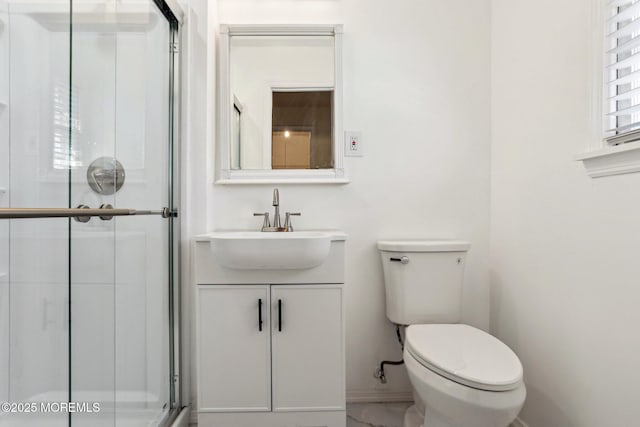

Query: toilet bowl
<box><xmin>377</xmin><ymin>239</ymin><xmax>526</xmax><ymax>427</ymax></box>
<box><xmin>403</xmin><ymin>324</ymin><xmax>525</xmax><ymax>427</ymax></box>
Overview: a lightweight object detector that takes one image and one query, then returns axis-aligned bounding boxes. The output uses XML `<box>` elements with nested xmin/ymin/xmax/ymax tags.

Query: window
<box><xmin>578</xmin><ymin>0</ymin><xmax>640</xmax><ymax>177</ymax></box>
<box><xmin>604</xmin><ymin>0</ymin><xmax>640</xmax><ymax>145</ymax></box>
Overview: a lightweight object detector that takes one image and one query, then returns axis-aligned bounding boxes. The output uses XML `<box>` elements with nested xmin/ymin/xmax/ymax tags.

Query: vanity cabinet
<box><xmin>198</xmin><ymin>285</ymin><xmax>272</xmax><ymax>412</ymax></box>
<box><xmin>195</xmin><ymin>231</ymin><xmax>346</xmax><ymax>427</ymax></box>
<box><xmin>197</xmin><ymin>284</ymin><xmax>344</xmax><ymax>414</ymax></box>
<box><xmin>270</xmin><ymin>285</ymin><xmax>343</xmax><ymax>412</ymax></box>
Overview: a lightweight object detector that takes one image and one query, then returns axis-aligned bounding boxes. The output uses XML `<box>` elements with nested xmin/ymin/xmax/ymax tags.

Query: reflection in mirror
<box><xmin>272</xmin><ymin>91</ymin><xmax>333</xmax><ymax>169</ymax></box>
<box><xmin>229</xmin><ymin>34</ymin><xmax>335</xmax><ymax>170</ymax></box>
<box><xmin>231</xmin><ymin>97</ymin><xmax>242</xmax><ymax>170</ymax></box>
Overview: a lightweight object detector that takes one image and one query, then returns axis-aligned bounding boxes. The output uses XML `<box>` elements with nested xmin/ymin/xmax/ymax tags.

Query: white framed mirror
<box><xmin>216</xmin><ymin>24</ymin><xmax>347</xmax><ymax>184</ymax></box>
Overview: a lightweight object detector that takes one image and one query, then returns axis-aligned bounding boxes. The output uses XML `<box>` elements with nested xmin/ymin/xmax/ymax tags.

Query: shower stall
<box><xmin>0</xmin><ymin>0</ymin><xmax>182</xmax><ymax>425</ymax></box>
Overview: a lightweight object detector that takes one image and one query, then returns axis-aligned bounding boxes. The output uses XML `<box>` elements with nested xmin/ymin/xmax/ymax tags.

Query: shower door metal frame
<box><xmin>154</xmin><ymin>0</ymin><xmax>184</xmax><ymax>425</ymax></box>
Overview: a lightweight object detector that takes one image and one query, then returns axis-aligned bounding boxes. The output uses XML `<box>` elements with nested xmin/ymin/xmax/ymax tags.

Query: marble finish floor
<box><xmin>346</xmin><ymin>402</ymin><xmax>412</xmax><ymax>427</ymax></box>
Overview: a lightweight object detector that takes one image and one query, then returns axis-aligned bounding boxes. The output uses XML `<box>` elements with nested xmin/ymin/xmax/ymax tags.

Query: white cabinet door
<box><xmin>197</xmin><ymin>285</ymin><xmax>271</xmax><ymax>412</ymax></box>
<box><xmin>271</xmin><ymin>285</ymin><xmax>344</xmax><ymax>412</ymax></box>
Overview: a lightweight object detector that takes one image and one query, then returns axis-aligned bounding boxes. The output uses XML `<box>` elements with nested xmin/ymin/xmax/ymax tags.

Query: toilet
<box><xmin>378</xmin><ymin>240</ymin><xmax>526</xmax><ymax>427</ymax></box>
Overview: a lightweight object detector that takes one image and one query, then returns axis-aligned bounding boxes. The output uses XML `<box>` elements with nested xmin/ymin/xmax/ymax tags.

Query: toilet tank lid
<box><xmin>377</xmin><ymin>240</ymin><xmax>470</xmax><ymax>252</ymax></box>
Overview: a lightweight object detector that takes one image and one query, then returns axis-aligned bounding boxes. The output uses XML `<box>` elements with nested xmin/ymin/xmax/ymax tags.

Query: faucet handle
<box><xmin>284</xmin><ymin>212</ymin><xmax>301</xmax><ymax>232</ymax></box>
<box><xmin>253</xmin><ymin>212</ymin><xmax>270</xmax><ymax>231</ymax></box>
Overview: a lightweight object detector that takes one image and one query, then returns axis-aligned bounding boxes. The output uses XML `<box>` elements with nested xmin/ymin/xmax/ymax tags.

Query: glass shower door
<box><xmin>2</xmin><ymin>2</ymin><xmax>72</xmax><ymax>426</ymax></box>
<box><xmin>0</xmin><ymin>1</ymin><xmax>179</xmax><ymax>426</ymax></box>
<box><xmin>69</xmin><ymin>1</ymin><xmax>175</xmax><ymax>425</ymax></box>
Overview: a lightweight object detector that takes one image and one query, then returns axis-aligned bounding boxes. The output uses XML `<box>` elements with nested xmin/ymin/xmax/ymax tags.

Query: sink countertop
<box><xmin>194</xmin><ymin>229</ymin><xmax>348</xmax><ymax>242</ymax></box>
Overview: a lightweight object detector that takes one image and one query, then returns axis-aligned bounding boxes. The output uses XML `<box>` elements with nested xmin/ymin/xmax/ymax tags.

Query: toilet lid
<box><xmin>406</xmin><ymin>324</ymin><xmax>523</xmax><ymax>392</ymax></box>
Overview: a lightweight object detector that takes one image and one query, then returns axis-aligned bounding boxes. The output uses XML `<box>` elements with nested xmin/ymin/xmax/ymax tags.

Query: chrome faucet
<box><xmin>284</xmin><ymin>212</ymin><xmax>301</xmax><ymax>231</ymax></box>
<box><xmin>272</xmin><ymin>188</ymin><xmax>281</xmax><ymax>229</ymax></box>
<box><xmin>253</xmin><ymin>188</ymin><xmax>300</xmax><ymax>232</ymax></box>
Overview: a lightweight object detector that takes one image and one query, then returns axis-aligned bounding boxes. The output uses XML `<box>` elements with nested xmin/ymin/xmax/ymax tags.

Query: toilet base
<box><xmin>403</xmin><ymin>403</ymin><xmax>457</xmax><ymax>427</ymax></box>
<box><xmin>403</xmin><ymin>404</ymin><xmax>422</xmax><ymax>427</ymax></box>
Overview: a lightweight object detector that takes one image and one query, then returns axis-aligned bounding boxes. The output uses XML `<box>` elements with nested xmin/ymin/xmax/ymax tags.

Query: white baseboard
<box><xmin>346</xmin><ymin>390</ymin><xmax>413</xmax><ymax>403</ymax></box>
<box><xmin>511</xmin><ymin>417</ymin><xmax>529</xmax><ymax>427</ymax></box>
<box><xmin>189</xmin><ymin>400</ymin><xmax>524</xmax><ymax>426</ymax></box>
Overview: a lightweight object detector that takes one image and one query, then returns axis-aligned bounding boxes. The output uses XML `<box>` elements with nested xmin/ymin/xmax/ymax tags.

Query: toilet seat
<box><xmin>406</xmin><ymin>324</ymin><xmax>523</xmax><ymax>392</ymax></box>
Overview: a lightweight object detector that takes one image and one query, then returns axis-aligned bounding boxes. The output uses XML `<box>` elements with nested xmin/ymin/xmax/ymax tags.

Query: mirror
<box><xmin>218</xmin><ymin>25</ymin><xmax>346</xmax><ymax>183</ymax></box>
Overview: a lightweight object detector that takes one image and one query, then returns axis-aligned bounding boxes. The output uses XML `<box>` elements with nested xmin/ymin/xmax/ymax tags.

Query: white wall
<box><xmin>179</xmin><ymin>0</ymin><xmax>214</xmax><ymax>413</ymax></box>
<box><xmin>206</xmin><ymin>0</ymin><xmax>492</xmax><ymax>400</ymax></box>
<box><xmin>491</xmin><ymin>1</ymin><xmax>640</xmax><ymax>426</ymax></box>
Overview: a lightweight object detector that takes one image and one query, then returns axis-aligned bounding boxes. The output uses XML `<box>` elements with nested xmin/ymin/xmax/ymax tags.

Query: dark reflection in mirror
<box><xmin>271</xmin><ymin>91</ymin><xmax>333</xmax><ymax>170</ymax></box>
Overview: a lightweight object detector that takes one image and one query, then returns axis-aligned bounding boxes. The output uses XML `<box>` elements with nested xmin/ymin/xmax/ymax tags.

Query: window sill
<box><xmin>576</xmin><ymin>140</ymin><xmax>640</xmax><ymax>178</ymax></box>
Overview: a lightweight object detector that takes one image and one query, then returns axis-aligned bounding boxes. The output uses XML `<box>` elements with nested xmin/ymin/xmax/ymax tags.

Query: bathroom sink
<box><xmin>205</xmin><ymin>231</ymin><xmax>333</xmax><ymax>270</ymax></box>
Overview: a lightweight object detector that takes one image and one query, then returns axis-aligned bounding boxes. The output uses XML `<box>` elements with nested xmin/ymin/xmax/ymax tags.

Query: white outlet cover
<box><xmin>345</xmin><ymin>131</ymin><xmax>363</xmax><ymax>157</ymax></box>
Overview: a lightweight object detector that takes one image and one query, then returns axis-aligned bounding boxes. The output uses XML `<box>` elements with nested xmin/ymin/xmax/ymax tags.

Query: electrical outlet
<box><xmin>344</xmin><ymin>131</ymin><xmax>363</xmax><ymax>157</ymax></box>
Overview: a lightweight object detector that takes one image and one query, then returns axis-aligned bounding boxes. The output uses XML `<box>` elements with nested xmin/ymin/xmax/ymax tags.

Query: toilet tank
<box><xmin>377</xmin><ymin>240</ymin><xmax>470</xmax><ymax>325</ymax></box>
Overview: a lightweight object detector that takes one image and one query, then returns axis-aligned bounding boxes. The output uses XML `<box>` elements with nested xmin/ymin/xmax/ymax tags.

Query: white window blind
<box><xmin>605</xmin><ymin>0</ymin><xmax>640</xmax><ymax>144</ymax></box>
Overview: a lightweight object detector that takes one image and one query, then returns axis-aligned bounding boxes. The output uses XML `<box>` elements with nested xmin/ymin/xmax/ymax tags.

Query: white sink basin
<box><xmin>206</xmin><ymin>231</ymin><xmax>333</xmax><ymax>270</ymax></box>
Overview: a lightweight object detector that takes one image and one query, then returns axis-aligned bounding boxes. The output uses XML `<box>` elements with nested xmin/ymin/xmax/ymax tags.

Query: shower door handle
<box><xmin>0</xmin><ymin>207</ymin><xmax>178</xmax><ymax>220</ymax></box>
